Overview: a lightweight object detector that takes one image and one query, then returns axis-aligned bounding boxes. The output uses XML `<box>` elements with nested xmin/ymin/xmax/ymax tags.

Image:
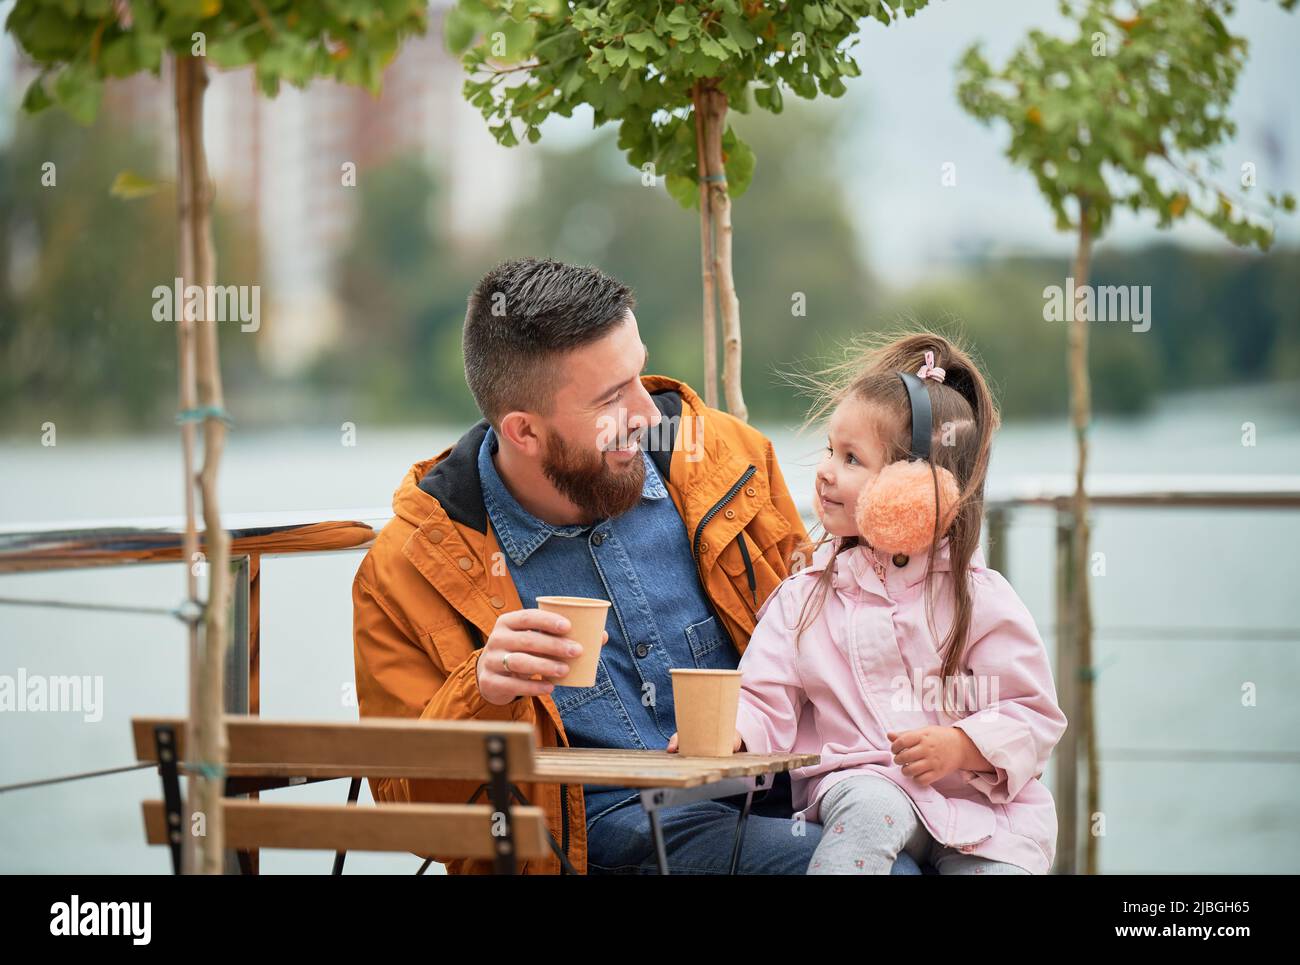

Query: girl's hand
<box><xmin>666</xmin><ymin>730</ymin><xmax>745</xmax><ymax>753</ymax></box>
<box><xmin>887</xmin><ymin>726</ymin><xmax>990</xmax><ymax>786</ymax></box>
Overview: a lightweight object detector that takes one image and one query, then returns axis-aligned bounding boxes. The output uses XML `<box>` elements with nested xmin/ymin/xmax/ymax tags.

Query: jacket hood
<box><xmin>802</xmin><ymin>535</ymin><xmax>986</xmax><ymax>599</ymax></box>
<box><xmin>389</xmin><ymin>374</ymin><xmax>698</xmax><ymax>531</ymax></box>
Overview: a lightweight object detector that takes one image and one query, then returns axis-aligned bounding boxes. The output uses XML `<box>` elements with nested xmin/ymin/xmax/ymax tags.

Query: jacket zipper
<box><xmin>692</xmin><ymin>464</ymin><xmax>757</xmax><ymax>562</ymax></box>
<box><xmin>692</xmin><ymin>465</ymin><xmax>760</xmax><ymax>617</ymax></box>
<box><xmin>559</xmin><ymin>782</ymin><xmax>570</xmax><ymax>873</ymax></box>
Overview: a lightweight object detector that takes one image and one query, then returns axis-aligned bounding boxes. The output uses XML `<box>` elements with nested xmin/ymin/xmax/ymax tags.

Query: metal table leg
<box><xmin>639</xmin><ymin>773</ymin><xmax>771</xmax><ymax>876</ymax></box>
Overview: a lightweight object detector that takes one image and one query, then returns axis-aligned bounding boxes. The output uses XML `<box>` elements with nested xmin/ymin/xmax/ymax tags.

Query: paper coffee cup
<box><xmin>536</xmin><ymin>596</ymin><xmax>610</xmax><ymax>687</ymax></box>
<box><xmin>671</xmin><ymin>669</ymin><xmax>743</xmax><ymax>757</ymax></box>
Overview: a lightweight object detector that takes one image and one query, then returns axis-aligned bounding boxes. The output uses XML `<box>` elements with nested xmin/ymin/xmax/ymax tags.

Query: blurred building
<box><xmin>4</xmin><ymin>2</ymin><xmax>531</xmax><ymax>376</ymax></box>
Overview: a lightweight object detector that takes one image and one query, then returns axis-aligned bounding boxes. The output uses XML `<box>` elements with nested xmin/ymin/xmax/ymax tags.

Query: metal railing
<box><xmin>2</xmin><ymin>476</ymin><xmax>1298</xmax><ymax>874</ymax></box>
<box><xmin>983</xmin><ymin>475</ymin><xmax>1300</xmax><ymax>874</ymax></box>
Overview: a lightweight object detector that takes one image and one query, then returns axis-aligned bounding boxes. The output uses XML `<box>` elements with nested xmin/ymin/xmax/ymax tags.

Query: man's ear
<box><xmin>499</xmin><ymin>410</ymin><xmax>543</xmax><ymax>457</ymax></box>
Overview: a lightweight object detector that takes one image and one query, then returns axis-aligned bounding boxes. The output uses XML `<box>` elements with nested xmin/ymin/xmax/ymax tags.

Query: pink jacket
<box><xmin>734</xmin><ymin>537</ymin><xmax>1067</xmax><ymax>874</ymax></box>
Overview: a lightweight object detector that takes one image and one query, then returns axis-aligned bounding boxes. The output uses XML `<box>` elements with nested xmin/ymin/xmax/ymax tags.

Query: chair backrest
<box><xmin>139</xmin><ymin>799</ymin><xmax>548</xmax><ymax>859</ymax></box>
<box><xmin>131</xmin><ymin>715</ymin><xmax>538</xmax><ymax>780</ymax></box>
<box><xmin>131</xmin><ymin>715</ymin><xmax>548</xmax><ymax>863</ymax></box>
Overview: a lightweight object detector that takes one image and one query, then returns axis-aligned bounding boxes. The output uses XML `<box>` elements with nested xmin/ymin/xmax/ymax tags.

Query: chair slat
<box><xmin>131</xmin><ymin>716</ymin><xmax>537</xmax><ymax>780</ymax></box>
<box><xmin>141</xmin><ymin>799</ymin><xmax>550</xmax><ymax>859</ymax></box>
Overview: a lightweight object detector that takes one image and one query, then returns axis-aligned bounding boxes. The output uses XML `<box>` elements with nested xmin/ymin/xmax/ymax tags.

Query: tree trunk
<box><xmin>175</xmin><ymin>53</ymin><xmax>231</xmax><ymax>875</ymax></box>
<box><xmin>1068</xmin><ymin>199</ymin><xmax>1099</xmax><ymax>876</ymax></box>
<box><xmin>694</xmin><ymin>84</ymin><xmax>747</xmax><ymax>422</ymax></box>
<box><xmin>692</xmin><ymin>83</ymin><xmax>719</xmax><ymax>410</ymax></box>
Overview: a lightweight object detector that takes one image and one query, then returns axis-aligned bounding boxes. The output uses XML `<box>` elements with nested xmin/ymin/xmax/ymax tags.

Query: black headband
<box><xmin>898</xmin><ymin>371</ymin><xmax>932</xmax><ymax>462</ymax></box>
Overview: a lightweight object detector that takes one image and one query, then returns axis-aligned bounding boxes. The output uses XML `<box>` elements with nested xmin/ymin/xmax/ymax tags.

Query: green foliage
<box><xmin>0</xmin><ymin>111</ymin><xmax>260</xmax><ymax>430</ymax></box>
<box><xmin>5</xmin><ymin>0</ymin><xmax>430</xmax><ymax>121</ymax></box>
<box><xmin>956</xmin><ymin>0</ymin><xmax>1295</xmax><ymax>248</ymax></box>
<box><xmin>448</xmin><ymin>0</ymin><xmax>933</xmax><ymax>206</ymax></box>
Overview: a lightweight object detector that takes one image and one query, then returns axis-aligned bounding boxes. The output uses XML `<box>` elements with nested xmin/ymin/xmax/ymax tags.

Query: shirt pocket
<box><xmin>685</xmin><ymin>614</ymin><xmax>738</xmax><ymax>670</ymax></box>
<box><xmin>549</xmin><ymin>660</ymin><xmax>644</xmax><ymax>749</ymax></box>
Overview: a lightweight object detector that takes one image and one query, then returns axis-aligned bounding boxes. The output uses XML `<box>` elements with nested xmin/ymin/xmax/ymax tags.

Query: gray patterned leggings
<box><xmin>808</xmin><ymin>773</ymin><xmax>1031</xmax><ymax>875</ymax></box>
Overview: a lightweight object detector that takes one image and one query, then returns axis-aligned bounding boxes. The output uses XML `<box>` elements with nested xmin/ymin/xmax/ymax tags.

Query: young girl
<box><xmin>729</xmin><ymin>332</ymin><xmax>1066</xmax><ymax>874</ymax></box>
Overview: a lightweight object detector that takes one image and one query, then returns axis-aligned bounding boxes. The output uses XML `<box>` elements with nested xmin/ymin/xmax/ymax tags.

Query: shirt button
<box><xmin>892</xmin><ymin>553</ymin><xmax>909</xmax><ymax>567</ymax></box>
<box><xmin>635</xmin><ymin>642</ymin><xmax>650</xmax><ymax>658</ymax></box>
<box><xmin>724</xmin><ymin>509</ymin><xmax>735</xmax><ymax>520</ymax></box>
<box><xmin>458</xmin><ymin>557</ymin><xmax>473</xmax><ymax>571</ymax></box>
<box><xmin>592</xmin><ymin>531</ymin><xmax>606</xmax><ymax>546</ymax></box>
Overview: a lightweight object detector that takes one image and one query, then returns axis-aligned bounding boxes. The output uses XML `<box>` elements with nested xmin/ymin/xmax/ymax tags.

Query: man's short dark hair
<box><xmin>463</xmin><ymin>257</ymin><xmax>636</xmax><ymax>426</ymax></box>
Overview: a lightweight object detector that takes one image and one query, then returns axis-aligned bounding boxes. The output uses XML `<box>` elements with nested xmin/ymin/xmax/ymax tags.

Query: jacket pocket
<box><xmin>685</xmin><ymin>615</ymin><xmax>737</xmax><ymax>669</ymax></box>
<box><xmin>549</xmin><ymin>661</ymin><xmax>645</xmax><ymax>750</ymax></box>
<box><xmin>551</xmin><ymin>659</ymin><xmax>617</xmax><ymax>713</ymax></box>
<box><xmin>942</xmin><ymin>793</ymin><xmax>998</xmax><ymax>848</ymax></box>
<box><xmin>999</xmin><ymin>783</ymin><xmax>1057</xmax><ymax>865</ymax></box>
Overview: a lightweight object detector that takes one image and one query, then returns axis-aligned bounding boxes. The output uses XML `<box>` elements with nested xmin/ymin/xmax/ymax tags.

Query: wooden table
<box><xmin>521</xmin><ymin>748</ymin><xmax>821</xmax><ymax>875</ymax></box>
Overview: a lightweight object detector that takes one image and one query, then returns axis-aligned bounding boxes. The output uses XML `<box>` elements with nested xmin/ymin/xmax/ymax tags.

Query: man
<box><xmin>352</xmin><ymin>257</ymin><xmax>915</xmax><ymax>874</ymax></box>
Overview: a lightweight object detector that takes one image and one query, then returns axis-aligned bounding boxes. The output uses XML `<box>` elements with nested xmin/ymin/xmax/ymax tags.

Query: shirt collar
<box><xmin>478</xmin><ymin>425</ymin><xmax>667</xmax><ymax>566</ymax></box>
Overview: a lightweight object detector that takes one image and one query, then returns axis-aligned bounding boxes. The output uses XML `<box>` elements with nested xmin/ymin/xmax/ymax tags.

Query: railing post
<box><xmin>221</xmin><ymin>555</ymin><xmax>251</xmax><ymax>875</ymax></box>
<box><xmin>986</xmin><ymin>507</ymin><xmax>1009</xmax><ymax>577</ymax></box>
<box><xmin>1053</xmin><ymin>509</ymin><xmax>1079</xmax><ymax>874</ymax></box>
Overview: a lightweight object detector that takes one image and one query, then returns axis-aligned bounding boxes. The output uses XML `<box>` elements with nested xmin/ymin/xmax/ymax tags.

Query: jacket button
<box><xmin>700</xmin><ymin>541</ymin><xmax>708</xmax><ymax>554</ymax></box>
<box><xmin>892</xmin><ymin>553</ymin><xmax>909</xmax><ymax>567</ymax></box>
<box><xmin>458</xmin><ymin>557</ymin><xmax>473</xmax><ymax>571</ymax></box>
<box><xmin>635</xmin><ymin>642</ymin><xmax>650</xmax><ymax>658</ymax></box>
<box><xmin>724</xmin><ymin>509</ymin><xmax>735</xmax><ymax>520</ymax></box>
<box><xmin>745</xmin><ymin>487</ymin><xmax>756</xmax><ymax>497</ymax></box>
<box><xmin>489</xmin><ymin>596</ymin><xmax>504</xmax><ymax>609</ymax></box>
<box><xmin>428</xmin><ymin>529</ymin><xmax>445</xmax><ymax>543</ymax></box>
<box><xmin>592</xmin><ymin>531</ymin><xmax>606</xmax><ymax>546</ymax></box>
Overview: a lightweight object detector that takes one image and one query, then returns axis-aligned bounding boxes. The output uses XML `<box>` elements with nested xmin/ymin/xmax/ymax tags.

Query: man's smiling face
<box><xmin>535</xmin><ymin>313</ymin><xmax>662</xmax><ymax>521</ymax></box>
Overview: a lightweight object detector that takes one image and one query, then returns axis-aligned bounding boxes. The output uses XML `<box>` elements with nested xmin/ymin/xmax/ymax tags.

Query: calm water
<box><xmin>1</xmin><ymin>382</ymin><xmax>1298</xmax><ymax>873</ymax></box>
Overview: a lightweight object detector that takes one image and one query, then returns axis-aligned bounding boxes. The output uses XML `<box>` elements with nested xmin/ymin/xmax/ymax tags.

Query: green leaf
<box><xmin>723</xmin><ymin>130</ymin><xmax>756</xmax><ymax>198</ymax></box>
<box><xmin>625</xmin><ymin>31</ymin><xmax>666</xmax><ymax>55</ymax></box>
<box><xmin>53</xmin><ymin>62</ymin><xmax>103</xmax><ymax>125</ymax></box>
<box><xmin>699</xmin><ymin>36</ymin><xmax>728</xmax><ymax>60</ymax></box>
<box><xmin>665</xmin><ymin>171</ymin><xmax>698</xmax><ymax>209</ymax></box>
<box><xmin>444</xmin><ymin>5</ymin><xmax>477</xmax><ymax>54</ymax></box>
<box><xmin>207</xmin><ymin>35</ymin><xmax>251</xmax><ymax>69</ymax></box>
<box><xmin>110</xmin><ymin>170</ymin><xmax>164</xmax><ymax>199</ymax></box>
<box><xmin>21</xmin><ymin>75</ymin><xmax>54</xmax><ymax>114</ymax></box>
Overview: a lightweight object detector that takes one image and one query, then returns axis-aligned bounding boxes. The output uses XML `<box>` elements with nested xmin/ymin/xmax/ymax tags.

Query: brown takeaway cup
<box><xmin>536</xmin><ymin>596</ymin><xmax>610</xmax><ymax>687</ymax></box>
<box><xmin>671</xmin><ymin>668</ymin><xmax>744</xmax><ymax>757</ymax></box>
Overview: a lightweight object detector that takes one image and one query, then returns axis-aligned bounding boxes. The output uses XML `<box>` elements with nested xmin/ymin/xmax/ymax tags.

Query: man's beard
<box><xmin>541</xmin><ymin>429</ymin><xmax>645</xmax><ymax>522</ymax></box>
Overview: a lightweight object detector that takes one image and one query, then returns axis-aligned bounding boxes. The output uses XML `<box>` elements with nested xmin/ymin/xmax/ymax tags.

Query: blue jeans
<box><xmin>584</xmin><ymin>773</ymin><xmax>923</xmax><ymax>875</ymax></box>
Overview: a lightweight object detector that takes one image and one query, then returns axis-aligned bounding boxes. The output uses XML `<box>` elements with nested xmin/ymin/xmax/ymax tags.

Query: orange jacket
<box><xmin>351</xmin><ymin>375</ymin><xmax>808</xmax><ymax>873</ymax></box>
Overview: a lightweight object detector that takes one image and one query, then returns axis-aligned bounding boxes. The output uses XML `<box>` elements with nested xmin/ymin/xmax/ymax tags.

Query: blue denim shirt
<box><xmin>477</xmin><ymin>426</ymin><xmax>739</xmax><ymax>826</ymax></box>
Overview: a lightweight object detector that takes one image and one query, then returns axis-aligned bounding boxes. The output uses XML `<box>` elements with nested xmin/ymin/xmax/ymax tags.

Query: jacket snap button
<box><xmin>745</xmin><ymin>487</ymin><xmax>756</xmax><ymax>497</ymax></box>
<box><xmin>635</xmin><ymin>642</ymin><xmax>650</xmax><ymax>658</ymax></box>
<box><xmin>724</xmin><ymin>509</ymin><xmax>735</xmax><ymax>520</ymax></box>
<box><xmin>592</xmin><ymin>531</ymin><xmax>606</xmax><ymax>546</ymax></box>
<box><xmin>428</xmin><ymin>529</ymin><xmax>445</xmax><ymax>543</ymax></box>
<box><xmin>700</xmin><ymin>541</ymin><xmax>708</xmax><ymax>554</ymax></box>
<box><xmin>489</xmin><ymin>596</ymin><xmax>504</xmax><ymax>608</ymax></box>
<box><xmin>458</xmin><ymin>557</ymin><xmax>473</xmax><ymax>571</ymax></box>
<box><xmin>892</xmin><ymin>553</ymin><xmax>909</xmax><ymax>567</ymax></box>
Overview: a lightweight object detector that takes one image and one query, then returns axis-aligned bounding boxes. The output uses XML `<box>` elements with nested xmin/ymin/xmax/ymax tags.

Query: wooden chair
<box><xmin>131</xmin><ymin>715</ymin><xmax>549</xmax><ymax>875</ymax></box>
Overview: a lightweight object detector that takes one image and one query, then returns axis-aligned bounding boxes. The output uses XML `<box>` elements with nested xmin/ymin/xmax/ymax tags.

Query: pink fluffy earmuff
<box><xmin>852</xmin><ymin>352</ymin><xmax>961</xmax><ymax>557</ymax></box>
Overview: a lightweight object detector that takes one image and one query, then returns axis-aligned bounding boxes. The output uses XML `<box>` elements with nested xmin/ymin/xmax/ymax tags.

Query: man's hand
<box><xmin>886</xmin><ymin>726</ymin><xmax>991</xmax><ymax>787</ymax></box>
<box><xmin>476</xmin><ymin>608</ymin><xmax>608</xmax><ymax>706</ymax></box>
<box><xmin>665</xmin><ymin>730</ymin><xmax>745</xmax><ymax>754</ymax></box>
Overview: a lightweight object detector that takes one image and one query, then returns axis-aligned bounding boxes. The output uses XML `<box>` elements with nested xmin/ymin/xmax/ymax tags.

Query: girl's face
<box><xmin>814</xmin><ymin>397</ymin><xmax>892</xmax><ymax>538</ymax></box>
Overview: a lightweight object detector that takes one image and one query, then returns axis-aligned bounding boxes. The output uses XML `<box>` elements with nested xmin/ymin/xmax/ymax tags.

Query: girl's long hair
<box><xmin>783</xmin><ymin>328</ymin><xmax>1001</xmax><ymax>683</ymax></box>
